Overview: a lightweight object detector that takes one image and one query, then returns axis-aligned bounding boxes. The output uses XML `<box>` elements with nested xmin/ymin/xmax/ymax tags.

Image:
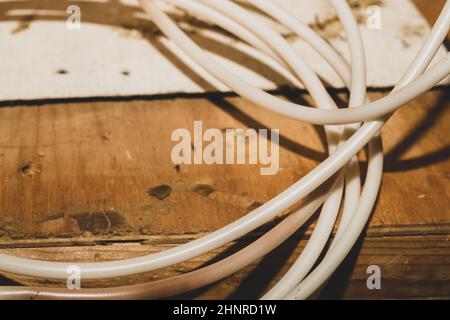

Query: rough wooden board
<box><xmin>0</xmin><ymin>235</ymin><xmax>449</xmax><ymax>299</ymax></box>
<box><xmin>0</xmin><ymin>0</ymin><xmax>449</xmax><ymax>101</ymax></box>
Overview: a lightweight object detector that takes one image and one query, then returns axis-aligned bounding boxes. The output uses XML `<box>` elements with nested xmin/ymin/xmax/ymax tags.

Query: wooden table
<box><xmin>0</xmin><ymin>0</ymin><xmax>449</xmax><ymax>299</ymax></box>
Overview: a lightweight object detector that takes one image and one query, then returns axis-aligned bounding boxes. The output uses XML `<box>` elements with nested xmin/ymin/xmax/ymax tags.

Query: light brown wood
<box><xmin>1</xmin><ymin>235</ymin><xmax>449</xmax><ymax>300</ymax></box>
<box><xmin>0</xmin><ymin>0</ymin><xmax>449</xmax><ymax>299</ymax></box>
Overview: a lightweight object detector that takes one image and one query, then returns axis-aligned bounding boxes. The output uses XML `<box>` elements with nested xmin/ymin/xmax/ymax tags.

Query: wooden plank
<box><xmin>0</xmin><ymin>93</ymin><xmax>321</xmax><ymax>239</ymax></box>
<box><xmin>0</xmin><ymin>0</ymin><xmax>448</xmax><ymax>299</ymax></box>
<box><xmin>0</xmin><ymin>235</ymin><xmax>449</xmax><ymax>299</ymax></box>
<box><xmin>0</xmin><ymin>90</ymin><xmax>449</xmax><ymax>241</ymax></box>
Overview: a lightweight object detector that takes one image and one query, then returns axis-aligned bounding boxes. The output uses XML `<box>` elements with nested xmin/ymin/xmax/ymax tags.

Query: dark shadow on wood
<box><xmin>384</xmin><ymin>90</ymin><xmax>450</xmax><ymax>172</ymax></box>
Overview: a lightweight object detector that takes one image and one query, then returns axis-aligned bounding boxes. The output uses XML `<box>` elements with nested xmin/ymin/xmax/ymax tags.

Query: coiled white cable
<box><xmin>0</xmin><ymin>0</ymin><xmax>448</xmax><ymax>300</ymax></box>
<box><xmin>259</xmin><ymin>0</ymin><xmax>368</xmax><ymax>299</ymax></box>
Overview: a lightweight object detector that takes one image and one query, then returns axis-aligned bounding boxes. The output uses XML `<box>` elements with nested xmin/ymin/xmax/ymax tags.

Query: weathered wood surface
<box><xmin>0</xmin><ymin>0</ymin><xmax>449</xmax><ymax>299</ymax></box>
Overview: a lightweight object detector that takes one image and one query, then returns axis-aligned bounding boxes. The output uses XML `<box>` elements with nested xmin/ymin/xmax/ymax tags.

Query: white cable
<box><xmin>246</xmin><ymin>0</ymin><xmax>351</xmax><ymax>84</ymax></box>
<box><xmin>0</xmin><ymin>1</ymin><xmax>447</xmax><ymax>303</ymax></box>
<box><xmin>245</xmin><ymin>0</ymin><xmax>364</xmax><ymax>243</ymax></box>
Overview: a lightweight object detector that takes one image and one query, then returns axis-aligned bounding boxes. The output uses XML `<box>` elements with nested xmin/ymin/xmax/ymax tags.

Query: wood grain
<box><xmin>0</xmin><ymin>0</ymin><xmax>448</xmax><ymax>299</ymax></box>
<box><xmin>0</xmin><ymin>89</ymin><xmax>448</xmax><ymax>299</ymax></box>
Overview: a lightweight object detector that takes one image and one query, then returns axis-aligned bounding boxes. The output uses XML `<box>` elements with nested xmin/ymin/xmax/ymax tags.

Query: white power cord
<box><xmin>0</xmin><ymin>0</ymin><xmax>448</xmax><ymax>300</ymax></box>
